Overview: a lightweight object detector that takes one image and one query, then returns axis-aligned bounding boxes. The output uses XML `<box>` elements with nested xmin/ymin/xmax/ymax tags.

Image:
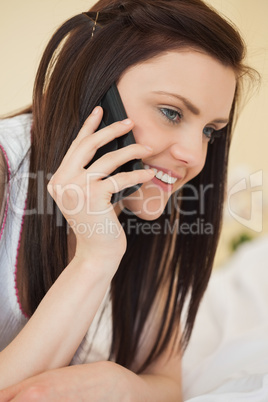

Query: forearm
<box><xmin>0</xmin><ymin>361</ymin><xmax>183</xmax><ymax>401</ymax></box>
<box><xmin>90</xmin><ymin>361</ymin><xmax>182</xmax><ymax>402</ymax></box>
<box><xmin>0</xmin><ymin>255</ymin><xmax>118</xmax><ymax>389</ymax></box>
<box><xmin>137</xmin><ymin>373</ymin><xmax>182</xmax><ymax>402</ymax></box>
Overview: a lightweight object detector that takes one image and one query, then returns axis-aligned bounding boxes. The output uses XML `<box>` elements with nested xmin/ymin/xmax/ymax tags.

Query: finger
<box><xmin>88</xmin><ymin>143</ymin><xmax>152</xmax><ymax>176</ymax></box>
<box><xmin>76</xmin><ymin>106</ymin><xmax>103</xmax><ymax>140</ymax></box>
<box><xmin>102</xmin><ymin>168</ymin><xmax>155</xmax><ymax>195</ymax></box>
<box><xmin>61</xmin><ymin>119</ymin><xmax>135</xmax><ymax>172</ymax></box>
<box><xmin>58</xmin><ymin>106</ymin><xmax>104</xmax><ymax>167</ymax></box>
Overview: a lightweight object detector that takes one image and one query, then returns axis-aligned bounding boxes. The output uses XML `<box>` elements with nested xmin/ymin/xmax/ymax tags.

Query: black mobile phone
<box><xmin>87</xmin><ymin>83</ymin><xmax>144</xmax><ymax>204</ymax></box>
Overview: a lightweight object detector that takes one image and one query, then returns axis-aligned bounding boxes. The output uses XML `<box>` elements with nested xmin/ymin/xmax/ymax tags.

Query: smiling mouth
<box><xmin>143</xmin><ymin>164</ymin><xmax>178</xmax><ymax>185</ymax></box>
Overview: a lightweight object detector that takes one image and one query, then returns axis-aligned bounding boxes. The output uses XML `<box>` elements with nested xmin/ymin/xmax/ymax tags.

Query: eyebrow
<box><xmin>152</xmin><ymin>90</ymin><xmax>229</xmax><ymax>124</ymax></box>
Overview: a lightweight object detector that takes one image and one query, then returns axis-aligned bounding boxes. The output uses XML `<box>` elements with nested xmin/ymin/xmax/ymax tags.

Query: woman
<box><xmin>0</xmin><ymin>0</ymin><xmax>254</xmax><ymax>400</ymax></box>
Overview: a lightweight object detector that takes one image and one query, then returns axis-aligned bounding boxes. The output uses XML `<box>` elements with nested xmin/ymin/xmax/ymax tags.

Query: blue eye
<box><xmin>203</xmin><ymin>127</ymin><xmax>215</xmax><ymax>142</ymax></box>
<box><xmin>160</xmin><ymin>108</ymin><xmax>182</xmax><ymax>124</ymax></box>
<box><xmin>203</xmin><ymin>127</ymin><xmax>223</xmax><ymax>143</ymax></box>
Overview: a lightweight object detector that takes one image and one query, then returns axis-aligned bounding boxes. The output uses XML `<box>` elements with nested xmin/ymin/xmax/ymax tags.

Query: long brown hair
<box><xmin>19</xmin><ymin>0</ymin><xmax>253</xmax><ymax>372</ymax></box>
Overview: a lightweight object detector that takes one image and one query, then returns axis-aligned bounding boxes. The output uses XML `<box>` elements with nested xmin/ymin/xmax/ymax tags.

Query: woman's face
<box><xmin>116</xmin><ymin>50</ymin><xmax>236</xmax><ymax>220</ymax></box>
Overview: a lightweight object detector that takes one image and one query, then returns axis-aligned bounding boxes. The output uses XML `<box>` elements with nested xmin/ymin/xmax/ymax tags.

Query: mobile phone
<box><xmin>87</xmin><ymin>83</ymin><xmax>144</xmax><ymax>204</ymax></box>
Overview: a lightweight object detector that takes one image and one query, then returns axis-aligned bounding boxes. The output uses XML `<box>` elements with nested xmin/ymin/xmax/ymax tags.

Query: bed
<box><xmin>182</xmin><ymin>236</ymin><xmax>268</xmax><ymax>401</ymax></box>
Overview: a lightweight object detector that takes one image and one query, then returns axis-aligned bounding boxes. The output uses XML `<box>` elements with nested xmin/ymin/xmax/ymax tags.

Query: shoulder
<box><xmin>0</xmin><ymin>114</ymin><xmax>32</xmax><ymax>173</ymax></box>
<box><xmin>0</xmin><ymin>147</ymin><xmax>8</xmax><ymax>233</ymax></box>
<box><xmin>0</xmin><ymin>113</ymin><xmax>32</xmax><ymax>232</ymax></box>
<box><xmin>0</xmin><ymin>113</ymin><xmax>32</xmax><ymax>130</ymax></box>
<box><xmin>0</xmin><ymin>113</ymin><xmax>32</xmax><ymax>143</ymax></box>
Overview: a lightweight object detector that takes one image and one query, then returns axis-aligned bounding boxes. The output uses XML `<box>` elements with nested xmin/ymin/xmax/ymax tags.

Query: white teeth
<box><xmin>162</xmin><ymin>173</ymin><xmax>171</xmax><ymax>184</ymax></box>
<box><xmin>156</xmin><ymin>171</ymin><xmax>163</xmax><ymax>180</ymax></box>
<box><xmin>143</xmin><ymin>164</ymin><xmax>178</xmax><ymax>185</ymax></box>
<box><xmin>161</xmin><ymin>174</ymin><xmax>177</xmax><ymax>184</ymax></box>
<box><xmin>162</xmin><ymin>173</ymin><xmax>169</xmax><ymax>182</ymax></box>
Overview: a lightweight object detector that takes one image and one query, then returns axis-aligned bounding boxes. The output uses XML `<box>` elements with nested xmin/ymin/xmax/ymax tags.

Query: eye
<box><xmin>160</xmin><ymin>108</ymin><xmax>183</xmax><ymax>124</ymax></box>
<box><xmin>203</xmin><ymin>126</ymin><xmax>215</xmax><ymax>142</ymax></box>
<box><xmin>203</xmin><ymin>126</ymin><xmax>223</xmax><ymax>143</ymax></box>
<box><xmin>203</xmin><ymin>127</ymin><xmax>223</xmax><ymax>144</ymax></box>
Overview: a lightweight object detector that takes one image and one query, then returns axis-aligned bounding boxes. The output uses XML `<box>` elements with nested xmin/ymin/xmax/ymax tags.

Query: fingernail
<box><xmin>92</xmin><ymin>106</ymin><xmax>100</xmax><ymax>115</ymax></box>
<box><xmin>121</xmin><ymin>119</ymin><xmax>132</xmax><ymax>125</ymax></box>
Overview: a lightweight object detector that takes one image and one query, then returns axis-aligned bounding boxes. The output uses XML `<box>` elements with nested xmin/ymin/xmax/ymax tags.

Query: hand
<box><xmin>48</xmin><ymin>106</ymin><xmax>154</xmax><ymax>263</ymax></box>
<box><xmin>0</xmin><ymin>362</ymin><xmax>142</xmax><ymax>402</ymax></box>
<box><xmin>0</xmin><ymin>109</ymin><xmax>155</xmax><ymax>391</ymax></box>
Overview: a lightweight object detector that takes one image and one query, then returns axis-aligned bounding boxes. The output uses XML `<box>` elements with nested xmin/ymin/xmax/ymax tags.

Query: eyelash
<box><xmin>160</xmin><ymin>107</ymin><xmax>183</xmax><ymax>125</ymax></box>
<box><xmin>159</xmin><ymin>107</ymin><xmax>222</xmax><ymax>144</ymax></box>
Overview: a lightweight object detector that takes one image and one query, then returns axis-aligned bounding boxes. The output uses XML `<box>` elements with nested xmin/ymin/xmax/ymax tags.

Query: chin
<box><xmin>121</xmin><ymin>197</ymin><xmax>168</xmax><ymax>221</ymax></box>
<box><xmin>119</xmin><ymin>181</ymin><xmax>173</xmax><ymax>221</ymax></box>
<box><xmin>133</xmin><ymin>209</ymin><xmax>164</xmax><ymax>221</ymax></box>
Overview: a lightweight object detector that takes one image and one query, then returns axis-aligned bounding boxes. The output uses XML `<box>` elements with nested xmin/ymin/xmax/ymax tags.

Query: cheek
<box><xmin>201</xmin><ymin>146</ymin><xmax>208</xmax><ymax>170</ymax></box>
<box><xmin>131</xmin><ymin>117</ymin><xmax>165</xmax><ymax>151</ymax></box>
<box><xmin>187</xmin><ymin>145</ymin><xmax>208</xmax><ymax>182</ymax></box>
<box><xmin>200</xmin><ymin>146</ymin><xmax>208</xmax><ymax>171</ymax></box>
<box><xmin>125</xmin><ymin>107</ymin><xmax>157</xmax><ymax>146</ymax></box>
<box><xmin>131</xmin><ymin>123</ymin><xmax>153</xmax><ymax>146</ymax></box>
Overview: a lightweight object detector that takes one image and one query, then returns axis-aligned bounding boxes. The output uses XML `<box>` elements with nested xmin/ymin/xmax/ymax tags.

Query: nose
<box><xmin>169</xmin><ymin>130</ymin><xmax>205</xmax><ymax>166</ymax></box>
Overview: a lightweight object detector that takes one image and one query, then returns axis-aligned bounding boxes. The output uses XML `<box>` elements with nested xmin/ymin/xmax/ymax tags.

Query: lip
<box><xmin>144</xmin><ymin>163</ymin><xmax>183</xmax><ymax>193</ymax></box>
<box><xmin>146</xmin><ymin>164</ymin><xmax>183</xmax><ymax>180</ymax></box>
<box><xmin>151</xmin><ymin>176</ymin><xmax>173</xmax><ymax>193</ymax></box>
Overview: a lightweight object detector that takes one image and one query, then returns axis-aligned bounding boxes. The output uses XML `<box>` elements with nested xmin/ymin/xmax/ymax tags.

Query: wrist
<box><xmin>71</xmin><ymin>249</ymin><xmax>122</xmax><ymax>278</ymax></box>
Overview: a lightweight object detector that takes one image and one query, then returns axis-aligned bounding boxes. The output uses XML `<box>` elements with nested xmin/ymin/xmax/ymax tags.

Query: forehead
<box><xmin>119</xmin><ymin>50</ymin><xmax>237</xmax><ymax>118</ymax></box>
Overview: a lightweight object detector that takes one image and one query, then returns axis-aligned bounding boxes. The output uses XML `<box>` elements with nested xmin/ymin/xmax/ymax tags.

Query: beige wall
<box><xmin>1</xmin><ymin>0</ymin><xmax>267</xmax><ymax>264</ymax></box>
<box><xmin>206</xmin><ymin>0</ymin><xmax>268</xmax><ymax>172</ymax></box>
<box><xmin>206</xmin><ymin>0</ymin><xmax>268</xmax><ymax>264</ymax></box>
